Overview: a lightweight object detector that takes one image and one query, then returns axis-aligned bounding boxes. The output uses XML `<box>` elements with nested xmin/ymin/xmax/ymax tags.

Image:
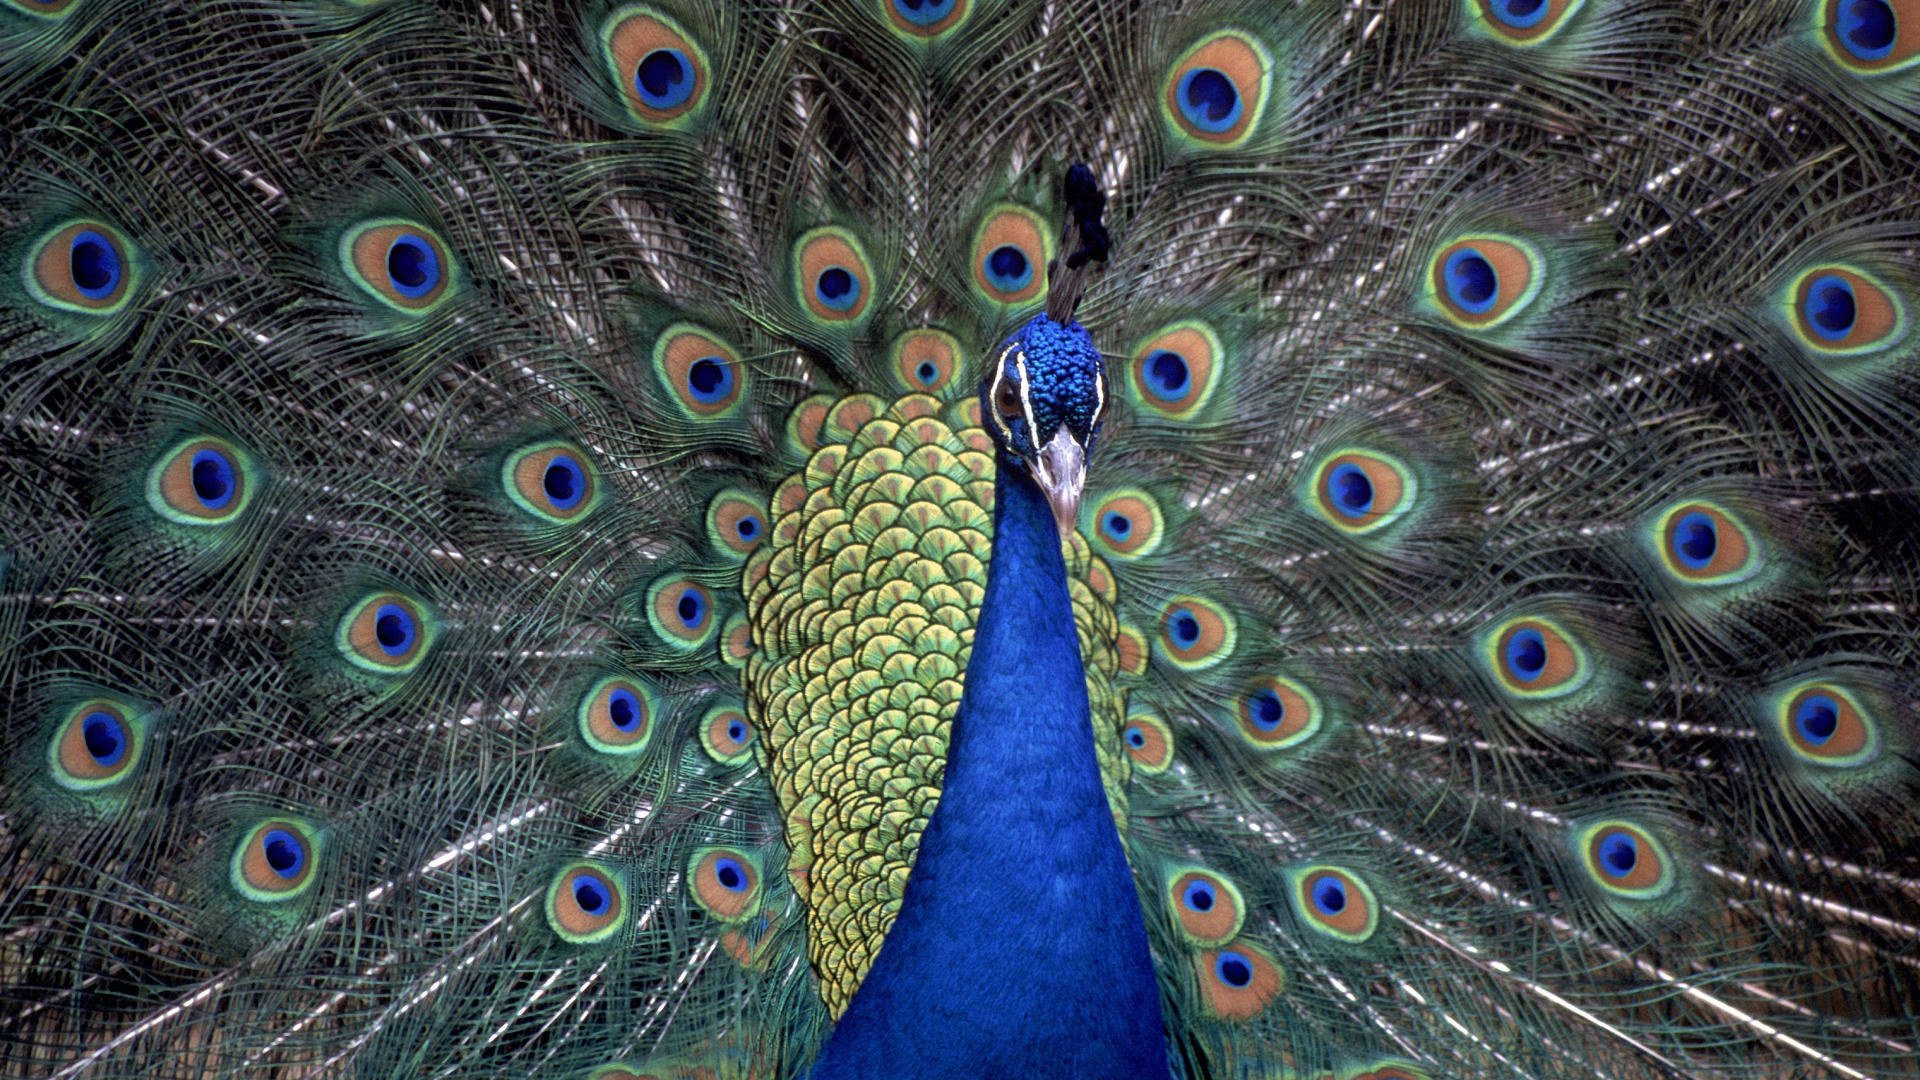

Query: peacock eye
<box><xmin>994</xmin><ymin>377</ymin><xmax>1023</xmax><ymax>417</ymax></box>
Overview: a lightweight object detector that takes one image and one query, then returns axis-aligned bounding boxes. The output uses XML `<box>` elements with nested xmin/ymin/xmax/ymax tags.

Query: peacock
<box><xmin>3</xmin><ymin>0</ymin><xmax>1920</xmax><ymax>1076</ymax></box>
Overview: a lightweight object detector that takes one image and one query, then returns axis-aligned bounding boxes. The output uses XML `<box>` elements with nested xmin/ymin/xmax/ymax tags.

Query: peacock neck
<box><xmin>809</xmin><ymin>454</ymin><xmax>1170</xmax><ymax>1079</ymax></box>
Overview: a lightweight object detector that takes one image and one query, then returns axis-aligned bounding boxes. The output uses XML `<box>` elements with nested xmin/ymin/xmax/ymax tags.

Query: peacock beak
<box><xmin>1030</xmin><ymin>426</ymin><xmax>1086</xmax><ymax>538</ymax></box>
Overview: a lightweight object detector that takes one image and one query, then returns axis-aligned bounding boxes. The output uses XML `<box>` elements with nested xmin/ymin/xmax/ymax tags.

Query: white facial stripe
<box><xmin>987</xmin><ymin>342</ymin><xmax>1017</xmax><ymax>446</ymax></box>
<box><xmin>1012</xmin><ymin>350</ymin><xmax>1039</xmax><ymax>438</ymax></box>
<box><xmin>1092</xmin><ymin>364</ymin><xmax>1107</xmax><ymax>430</ymax></box>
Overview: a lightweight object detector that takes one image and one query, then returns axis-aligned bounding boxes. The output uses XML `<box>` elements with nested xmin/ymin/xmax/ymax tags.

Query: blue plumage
<box><xmin>814</xmin><ymin>455</ymin><xmax>1167</xmax><ymax>1079</ymax></box>
<box><xmin>3</xmin><ymin>2</ymin><xmax>1919</xmax><ymax>1078</ymax></box>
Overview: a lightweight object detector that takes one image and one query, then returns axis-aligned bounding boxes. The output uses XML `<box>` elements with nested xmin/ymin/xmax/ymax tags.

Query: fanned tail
<box><xmin>2</xmin><ymin>2</ymin><xmax>1918</xmax><ymax>1078</ymax></box>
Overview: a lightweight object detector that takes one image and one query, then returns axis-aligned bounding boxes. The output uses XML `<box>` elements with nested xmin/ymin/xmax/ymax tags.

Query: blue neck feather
<box><xmin>810</xmin><ymin>456</ymin><xmax>1170</xmax><ymax>1079</ymax></box>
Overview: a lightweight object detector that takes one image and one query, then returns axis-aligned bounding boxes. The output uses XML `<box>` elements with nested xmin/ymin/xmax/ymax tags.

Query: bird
<box><xmin>1</xmin><ymin>0</ymin><xmax>1918</xmax><ymax>1077</ymax></box>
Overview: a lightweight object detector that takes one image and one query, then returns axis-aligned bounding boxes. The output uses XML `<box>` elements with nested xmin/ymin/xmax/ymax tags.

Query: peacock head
<box><xmin>981</xmin><ymin>312</ymin><xmax>1110</xmax><ymax>535</ymax></box>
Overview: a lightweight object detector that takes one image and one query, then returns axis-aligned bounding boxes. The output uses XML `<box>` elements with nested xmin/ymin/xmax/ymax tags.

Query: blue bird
<box><xmin>2</xmin><ymin>2</ymin><xmax>1918</xmax><ymax>1079</ymax></box>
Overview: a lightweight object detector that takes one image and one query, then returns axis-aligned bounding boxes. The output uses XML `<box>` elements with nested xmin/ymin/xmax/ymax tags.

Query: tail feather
<box><xmin>3</xmin><ymin>1</ymin><xmax>1919</xmax><ymax>1077</ymax></box>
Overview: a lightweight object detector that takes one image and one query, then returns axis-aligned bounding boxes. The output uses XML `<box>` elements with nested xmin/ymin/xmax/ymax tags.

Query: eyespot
<box><xmin>645</xmin><ymin>574</ymin><xmax>718</xmax><ymax>652</ymax></box>
<box><xmin>793</xmin><ymin>227</ymin><xmax>874</xmax><ymax>325</ymax></box>
<box><xmin>336</xmin><ymin>592</ymin><xmax>434</xmax><ymax>674</ymax></box>
<box><xmin>1113</xmin><ymin>624</ymin><xmax>1150</xmax><ymax>679</ymax></box>
<box><xmin>884</xmin><ymin>0</ymin><xmax>968</xmax><ymax>38</ymax></box>
<box><xmin>27</xmin><ymin>220</ymin><xmax>136</xmax><ymax>314</ymax></box>
<box><xmin>781</xmin><ymin>396</ymin><xmax>834</xmax><ymax>457</ymax></box>
<box><xmin>1127</xmin><ymin>321</ymin><xmax>1222</xmax><ymax>418</ymax></box>
<box><xmin>969</xmin><ymin>206</ymin><xmax>1050</xmax><ymax>307</ymax></box>
<box><xmin>1348</xmin><ymin>1062</ymin><xmax>1435</xmax><ymax>1080</ymax></box>
<box><xmin>1820</xmin><ymin>0</ymin><xmax>1920</xmax><ymax>72</ymax></box>
<box><xmin>339</xmin><ymin>220</ymin><xmax>455</xmax><ymax>313</ymax></box>
<box><xmin>1427</xmin><ymin>235</ymin><xmax>1541</xmax><ymax>329</ymax></box>
<box><xmin>719</xmin><ymin>611</ymin><xmax>755</xmax><ymax>668</ymax></box>
<box><xmin>651</xmin><ymin>323</ymin><xmax>745</xmax><ymax>420</ymax></box>
<box><xmin>1309</xmin><ymin>450</ymin><xmax>1416</xmax><ymax>535</ymax></box>
<box><xmin>1166</xmin><ymin>869</ymin><xmax>1245</xmax><ymax>946</ymax></box>
<box><xmin>600</xmin><ymin>7</ymin><xmax>711</xmax><ymax>127</ymax></box>
<box><xmin>49</xmin><ymin>699</ymin><xmax>147</xmax><ymax>791</ymax></box>
<box><xmin>1575</xmin><ymin>821</ymin><xmax>1673</xmax><ymax>900</ymax></box>
<box><xmin>720</xmin><ymin>914</ymin><xmax>781</xmax><ymax>970</ymax></box>
<box><xmin>1484</xmin><ymin>615</ymin><xmax>1590</xmax><ymax>699</ymax></box>
<box><xmin>1120</xmin><ymin>711</ymin><xmax>1172</xmax><ymax>774</ymax></box>
<box><xmin>690</xmin><ymin>847</ymin><xmax>761</xmax><ymax>922</ymax></box>
<box><xmin>1162</xmin><ymin>31</ymin><xmax>1272</xmax><ymax>149</ymax></box>
<box><xmin>8</xmin><ymin>0</ymin><xmax>80</xmax><ymax>17</ymax></box>
<box><xmin>231</xmin><ymin>820</ymin><xmax>320</xmax><ymax>902</ymax></box>
<box><xmin>1195</xmin><ymin>943</ymin><xmax>1284</xmax><ymax>1020</ymax></box>
<box><xmin>1235</xmin><ymin>675</ymin><xmax>1322</xmax><ymax>750</ymax></box>
<box><xmin>578</xmin><ymin>676</ymin><xmax>654</xmax><ymax>756</ymax></box>
<box><xmin>1788</xmin><ymin>265</ymin><xmax>1905</xmax><ymax>355</ymax></box>
<box><xmin>891</xmin><ymin>328</ymin><xmax>963</xmax><ymax>394</ymax></box>
<box><xmin>1087</xmin><ymin>489</ymin><xmax>1164</xmax><ymax>559</ymax></box>
<box><xmin>504</xmin><ymin>441</ymin><xmax>599</xmax><ymax>523</ymax></box>
<box><xmin>1652</xmin><ymin>501</ymin><xmax>1761</xmax><ymax>587</ymax></box>
<box><xmin>1774</xmin><ymin>681</ymin><xmax>1879</xmax><ymax>767</ymax></box>
<box><xmin>700</xmin><ymin>704</ymin><xmax>755</xmax><ymax>765</ymax></box>
<box><xmin>546</xmin><ymin>861</ymin><xmax>628</xmax><ymax>944</ymax></box>
<box><xmin>705</xmin><ymin>489</ymin><xmax>768</xmax><ymax>560</ymax></box>
<box><xmin>1473</xmin><ymin>0</ymin><xmax>1585</xmax><ymax>44</ymax></box>
<box><xmin>1290</xmin><ymin>866</ymin><xmax>1378</xmax><ymax>944</ymax></box>
<box><xmin>147</xmin><ymin>437</ymin><xmax>254</xmax><ymax>526</ymax></box>
<box><xmin>585</xmin><ymin>1067</ymin><xmax>654</xmax><ymax>1080</ymax></box>
<box><xmin>1156</xmin><ymin>596</ymin><xmax>1236</xmax><ymax>672</ymax></box>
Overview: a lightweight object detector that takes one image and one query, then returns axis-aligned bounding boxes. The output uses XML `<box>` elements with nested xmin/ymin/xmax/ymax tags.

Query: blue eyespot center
<box><xmin>1838</xmin><ymin>0</ymin><xmax>1897</xmax><ymax>61</ymax></box>
<box><xmin>374</xmin><ymin>604</ymin><xmax>415</xmax><ymax>656</ymax></box>
<box><xmin>985</xmin><ymin>244</ymin><xmax>1033</xmax><ymax>291</ymax></box>
<box><xmin>676</xmin><ymin>588</ymin><xmax>707</xmax><ymax>629</ymax></box>
<box><xmin>1672</xmin><ymin>511</ymin><xmax>1717</xmax><ymax>570</ymax></box>
<box><xmin>607</xmin><ymin>689</ymin><xmax>641</xmax><ymax>732</ymax></box>
<box><xmin>1124</xmin><ymin>725</ymin><xmax>1146</xmax><ymax>748</ymax></box>
<box><xmin>1183</xmin><ymin>880</ymin><xmax>1217</xmax><ymax>911</ymax></box>
<box><xmin>81</xmin><ymin>711</ymin><xmax>127</xmax><ymax>766</ymax></box>
<box><xmin>1143</xmin><ymin>350</ymin><xmax>1190</xmax><ymax>400</ymax></box>
<box><xmin>736</xmin><ymin>515</ymin><xmax>761</xmax><ymax>541</ymax></box>
<box><xmin>1103</xmin><ymin>512</ymin><xmax>1133</xmax><ymax>540</ymax></box>
<box><xmin>573</xmin><ymin>874</ymin><xmax>610</xmax><ymax>915</ymax></box>
<box><xmin>714</xmin><ymin>857</ymin><xmax>748</xmax><ymax>892</ymax></box>
<box><xmin>1215</xmin><ymin>951</ymin><xmax>1254</xmax><ymax>988</ymax></box>
<box><xmin>727</xmin><ymin>720</ymin><xmax>747</xmax><ymax>743</ymax></box>
<box><xmin>893</xmin><ymin>0</ymin><xmax>957</xmax><ymax>25</ymax></box>
<box><xmin>1178</xmin><ymin>68</ymin><xmax>1242</xmax><ymax>133</ymax></box>
<box><xmin>635</xmin><ymin>48</ymin><xmax>694</xmax><ymax>108</ymax></box>
<box><xmin>70</xmin><ymin>231</ymin><xmax>121</xmax><ymax>299</ymax></box>
<box><xmin>1171</xmin><ymin>610</ymin><xmax>1201</xmax><ymax>647</ymax></box>
<box><xmin>915</xmin><ymin>361</ymin><xmax>939</xmax><ymax>385</ymax></box>
<box><xmin>1311</xmin><ymin>877</ymin><xmax>1347</xmax><ymax>915</ymax></box>
<box><xmin>686</xmin><ymin>356</ymin><xmax>734</xmax><ymax>404</ymax></box>
<box><xmin>1490</xmin><ymin>0</ymin><xmax>1548</xmax><ymax>29</ymax></box>
<box><xmin>385</xmin><ymin>235</ymin><xmax>440</xmax><ymax>299</ymax></box>
<box><xmin>1796</xmin><ymin>695</ymin><xmax>1840</xmax><ymax>744</ymax></box>
<box><xmin>1598</xmin><ymin>833</ymin><xmax>1638</xmax><ymax>878</ymax></box>
<box><xmin>1443</xmin><ymin>248</ymin><xmax>1498</xmax><ymax>314</ymax></box>
<box><xmin>262</xmin><ymin>829</ymin><xmax>304</xmax><ymax>878</ymax></box>
<box><xmin>1248</xmin><ymin>690</ymin><xmax>1283</xmax><ymax>731</ymax></box>
<box><xmin>1327</xmin><ymin>463</ymin><xmax>1374</xmax><ymax>516</ymax></box>
<box><xmin>190</xmin><ymin>449</ymin><xmax>236</xmax><ymax>509</ymax></box>
<box><xmin>542</xmin><ymin>455</ymin><xmax>585</xmax><ymax>510</ymax></box>
<box><xmin>816</xmin><ymin>266</ymin><xmax>860</xmax><ymax>311</ymax></box>
<box><xmin>1505</xmin><ymin>628</ymin><xmax>1547</xmax><ymax>681</ymax></box>
<box><xmin>1806</xmin><ymin>275</ymin><xmax>1858</xmax><ymax>340</ymax></box>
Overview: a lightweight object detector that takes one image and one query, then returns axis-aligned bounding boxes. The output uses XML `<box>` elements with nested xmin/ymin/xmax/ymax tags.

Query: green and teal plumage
<box><xmin>4</xmin><ymin>1</ymin><xmax>1920</xmax><ymax>1077</ymax></box>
